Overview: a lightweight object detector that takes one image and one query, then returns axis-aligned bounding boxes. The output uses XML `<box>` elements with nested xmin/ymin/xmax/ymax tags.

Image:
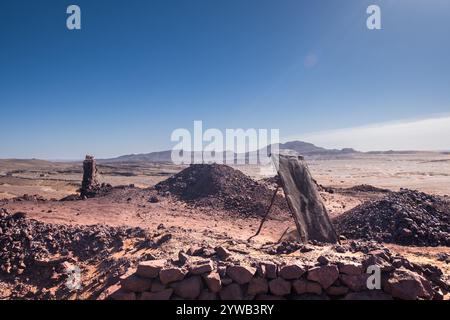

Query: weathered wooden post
<box><xmin>275</xmin><ymin>154</ymin><xmax>338</xmax><ymax>243</ymax></box>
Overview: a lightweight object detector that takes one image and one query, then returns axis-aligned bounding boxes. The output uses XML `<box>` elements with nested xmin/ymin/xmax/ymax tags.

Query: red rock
<box><xmin>173</xmin><ymin>276</ymin><xmax>203</xmax><ymax>299</ymax></box>
<box><xmin>368</xmin><ymin>249</ymin><xmax>391</xmax><ymax>261</ymax></box>
<box><xmin>120</xmin><ymin>274</ymin><xmax>152</xmax><ymax>292</ymax></box>
<box><xmin>307</xmin><ymin>265</ymin><xmax>339</xmax><ymax>289</ymax></box>
<box><xmin>101</xmin><ymin>283</ymin><xmax>136</xmax><ymax>300</ymax></box>
<box><xmin>159</xmin><ymin>267</ymin><xmax>186</xmax><ymax>285</ymax></box>
<box><xmin>279</xmin><ymin>262</ymin><xmax>305</xmax><ymax>280</ymax></box>
<box><xmin>337</xmin><ymin>262</ymin><xmax>363</xmax><ymax>275</ymax></box>
<box><xmin>344</xmin><ymin>290</ymin><xmax>392</xmax><ymax>300</ymax></box>
<box><xmin>136</xmin><ymin>260</ymin><xmax>166</xmax><ymax>278</ymax></box>
<box><xmin>97</xmin><ymin>283</ymin><xmax>121</xmax><ymax>300</ymax></box>
<box><xmin>269</xmin><ymin>278</ymin><xmax>291</xmax><ymax>296</ymax></box>
<box><xmin>203</xmin><ymin>272</ymin><xmax>222</xmax><ymax>293</ymax></box>
<box><xmin>247</xmin><ymin>277</ymin><xmax>269</xmax><ymax>296</ymax></box>
<box><xmin>255</xmin><ymin>294</ymin><xmax>286</xmax><ymax>300</ymax></box>
<box><xmin>215</xmin><ymin>246</ymin><xmax>231</xmax><ymax>259</ymax></box>
<box><xmin>198</xmin><ymin>290</ymin><xmax>217</xmax><ymax>300</ymax></box>
<box><xmin>258</xmin><ymin>262</ymin><xmax>277</xmax><ymax>279</ymax></box>
<box><xmin>189</xmin><ymin>259</ymin><xmax>214</xmax><ymax>275</ymax></box>
<box><xmin>140</xmin><ymin>289</ymin><xmax>173</xmax><ymax>300</ymax></box>
<box><xmin>339</xmin><ymin>274</ymin><xmax>370</xmax><ymax>292</ymax></box>
<box><xmin>150</xmin><ymin>280</ymin><xmax>167</xmax><ymax>292</ymax></box>
<box><xmin>220</xmin><ymin>283</ymin><xmax>243</xmax><ymax>300</ymax></box>
<box><xmin>226</xmin><ymin>265</ymin><xmax>256</xmax><ymax>284</ymax></box>
<box><xmin>221</xmin><ymin>277</ymin><xmax>233</xmax><ymax>286</ymax></box>
<box><xmin>326</xmin><ymin>285</ymin><xmax>349</xmax><ymax>296</ymax></box>
<box><xmin>110</xmin><ymin>289</ymin><xmax>136</xmax><ymax>300</ymax></box>
<box><xmin>363</xmin><ymin>255</ymin><xmax>394</xmax><ymax>272</ymax></box>
<box><xmin>384</xmin><ymin>268</ymin><xmax>432</xmax><ymax>300</ymax></box>
<box><xmin>292</xmin><ymin>279</ymin><xmax>322</xmax><ymax>295</ymax></box>
<box><xmin>187</xmin><ymin>246</ymin><xmax>204</xmax><ymax>256</ymax></box>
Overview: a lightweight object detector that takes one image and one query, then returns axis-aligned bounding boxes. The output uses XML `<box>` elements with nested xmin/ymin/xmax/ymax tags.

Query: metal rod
<box><xmin>247</xmin><ymin>183</ymin><xmax>280</xmax><ymax>241</ymax></box>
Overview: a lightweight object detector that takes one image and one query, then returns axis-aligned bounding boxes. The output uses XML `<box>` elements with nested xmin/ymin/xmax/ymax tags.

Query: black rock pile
<box><xmin>0</xmin><ymin>208</ymin><xmax>148</xmax><ymax>275</ymax></box>
<box><xmin>155</xmin><ymin>164</ymin><xmax>288</xmax><ymax>216</ymax></box>
<box><xmin>334</xmin><ymin>189</ymin><xmax>450</xmax><ymax>246</ymax></box>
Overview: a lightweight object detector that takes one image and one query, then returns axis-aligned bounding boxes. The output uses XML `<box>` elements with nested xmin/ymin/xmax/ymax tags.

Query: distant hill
<box><xmin>277</xmin><ymin>141</ymin><xmax>358</xmax><ymax>156</ymax></box>
<box><xmin>101</xmin><ymin>141</ymin><xmax>359</xmax><ymax>163</ymax></box>
<box><xmin>101</xmin><ymin>150</ymin><xmax>173</xmax><ymax>163</ymax></box>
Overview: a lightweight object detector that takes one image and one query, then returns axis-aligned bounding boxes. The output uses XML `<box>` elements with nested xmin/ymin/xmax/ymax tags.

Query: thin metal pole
<box><xmin>247</xmin><ymin>184</ymin><xmax>280</xmax><ymax>241</ymax></box>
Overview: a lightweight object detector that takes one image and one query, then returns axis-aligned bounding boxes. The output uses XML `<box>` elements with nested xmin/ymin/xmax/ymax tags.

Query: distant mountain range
<box><xmin>100</xmin><ymin>141</ymin><xmax>359</xmax><ymax>163</ymax></box>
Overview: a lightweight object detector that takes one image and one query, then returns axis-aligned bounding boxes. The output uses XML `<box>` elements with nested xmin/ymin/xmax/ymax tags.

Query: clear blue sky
<box><xmin>1</xmin><ymin>0</ymin><xmax>449</xmax><ymax>159</ymax></box>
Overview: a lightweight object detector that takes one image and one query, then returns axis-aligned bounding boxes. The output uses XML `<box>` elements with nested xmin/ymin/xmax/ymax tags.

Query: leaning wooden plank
<box><xmin>274</xmin><ymin>154</ymin><xmax>338</xmax><ymax>243</ymax></box>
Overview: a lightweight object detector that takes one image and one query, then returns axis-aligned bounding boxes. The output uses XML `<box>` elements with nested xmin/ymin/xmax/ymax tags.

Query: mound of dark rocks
<box><xmin>155</xmin><ymin>164</ymin><xmax>288</xmax><ymax>216</ymax></box>
<box><xmin>334</xmin><ymin>189</ymin><xmax>450</xmax><ymax>246</ymax></box>
<box><xmin>0</xmin><ymin>208</ymin><xmax>148</xmax><ymax>276</ymax></box>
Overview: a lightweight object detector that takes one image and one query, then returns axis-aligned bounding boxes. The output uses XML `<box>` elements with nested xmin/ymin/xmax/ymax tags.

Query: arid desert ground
<box><xmin>0</xmin><ymin>152</ymin><xmax>449</xmax><ymax>300</ymax></box>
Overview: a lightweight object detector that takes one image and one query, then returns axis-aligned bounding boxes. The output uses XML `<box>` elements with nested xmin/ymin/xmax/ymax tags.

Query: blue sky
<box><xmin>1</xmin><ymin>0</ymin><xmax>449</xmax><ymax>159</ymax></box>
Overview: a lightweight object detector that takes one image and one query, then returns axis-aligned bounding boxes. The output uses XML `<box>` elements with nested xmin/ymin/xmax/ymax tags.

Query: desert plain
<box><xmin>0</xmin><ymin>151</ymin><xmax>449</xmax><ymax>300</ymax></box>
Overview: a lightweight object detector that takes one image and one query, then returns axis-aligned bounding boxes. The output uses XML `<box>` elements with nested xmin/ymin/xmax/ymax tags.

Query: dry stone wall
<box><xmin>104</xmin><ymin>248</ymin><xmax>446</xmax><ymax>301</ymax></box>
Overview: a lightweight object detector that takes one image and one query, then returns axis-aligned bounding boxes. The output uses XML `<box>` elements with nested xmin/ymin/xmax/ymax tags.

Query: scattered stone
<box><xmin>247</xmin><ymin>277</ymin><xmax>269</xmax><ymax>296</ymax></box>
<box><xmin>326</xmin><ymin>285</ymin><xmax>349</xmax><ymax>296</ymax></box>
<box><xmin>178</xmin><ymin>251</ymin><xmax>189</xmax><ymax>264</ymax></box>
<box><xmin>203</xmin><ymin>272</ymin><xmax>221</xmax><ymax>293</ymax></box>
<box><xmin>215</xmin><ymin>246</ymin><xmax>231</xmax><ymax>260</ymax></box>
<box><xmin>339</xmin><ymin>274</ymin><xmax>370</xmax><ymax>292</ymax></box>
<box><xmin>120</xmin><ymin>274</ymin><xmax>152</xmax><ymax>292</ymax></box>
<box><xmin>140</xmin><ymin>289</ymin><xmax>173</xmax><ymax>300</ymax></box>
<box><xmin>317</xmin><ymin>256</ymin><xmax>329</xmax><ymax>265</ymax></box>
<box><xmin>189</xmin><ymin>260</ymin><xmax>214</xmax><ymax>275</ymax></box>
<box><xmin>279</xmin><ymin>262</ymin><xmax>305</xmax><ymax>280</ymax></box>
<box><xmin>159</xmin><ymin>267</ymin><xmax>186</xmax><ymax>285</ymax></box>
<box><xmin>384</xmin><ymin>268</ymin><xmax>433</xmax><ymax>300</ymax></box>
<box><xmin>198</xmin><ymin>290</ymin><xmax>217</xmax><ymax>300</ymax></box>
<box><xmin>307</xmin><ymin>265</ymin><xmax>339</xmax><ymax>289</ymax></box>
<box><xmin>344</xmin><ymin>290</ymin><xmax>392</xmax><ymax>300</ymax></box>
<box><xmin>110</xmin><ymin>289</ymin><xmax>136</xmax><ymax>301</ymax></box>
<box><xmin>220</xmin><ymin>284</ymin><xmax>243</xmax><ymax>300</ymax></box>
<box><xmin>258</xmin><ymin>262</ymin><xmax>278</xmax><ymax>279</ymax></box>
<box><xmin>269</xmin><ymin>278</ymin><xmax>291</xmax><ymax>296</ymax></box>
<box><xmin>155</xmin><ymin>233</ymin><xmax>172</xmax><ymax>246</ymax></box>
<box><xmin>337</xmin><ymin>262</ymin><xmax>363</xmax><ymax>276</ymax></box>
<box><xmin>173</xmin><ymin>276</ymin><xmax>203</xmax><ymax>299</ymax></box>
<box><xmin>292</xmin><ymin>279</ymin><xmax>322</xmax><ymax>295</ymax></box>
<box><xmin>226</xmin><ymin>265</ymin><xmax>256</xmax><ymax>284</ymax></box>
<box><xmin>187</xmin><ymin>246</ymin><xmax>204</xmax><ymax>256</ymax></box>
<box><xmin>136</xmin><ymin>260</ymin><xmax>166</xmax><ymax>278</ymax></box>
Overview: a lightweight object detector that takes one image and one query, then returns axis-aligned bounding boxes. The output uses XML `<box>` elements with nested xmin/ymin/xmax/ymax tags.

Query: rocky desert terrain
<box><xmin>0</xmin><ymin>152</ymin><xmax>449</xmax><ymax>300</ymax></box>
